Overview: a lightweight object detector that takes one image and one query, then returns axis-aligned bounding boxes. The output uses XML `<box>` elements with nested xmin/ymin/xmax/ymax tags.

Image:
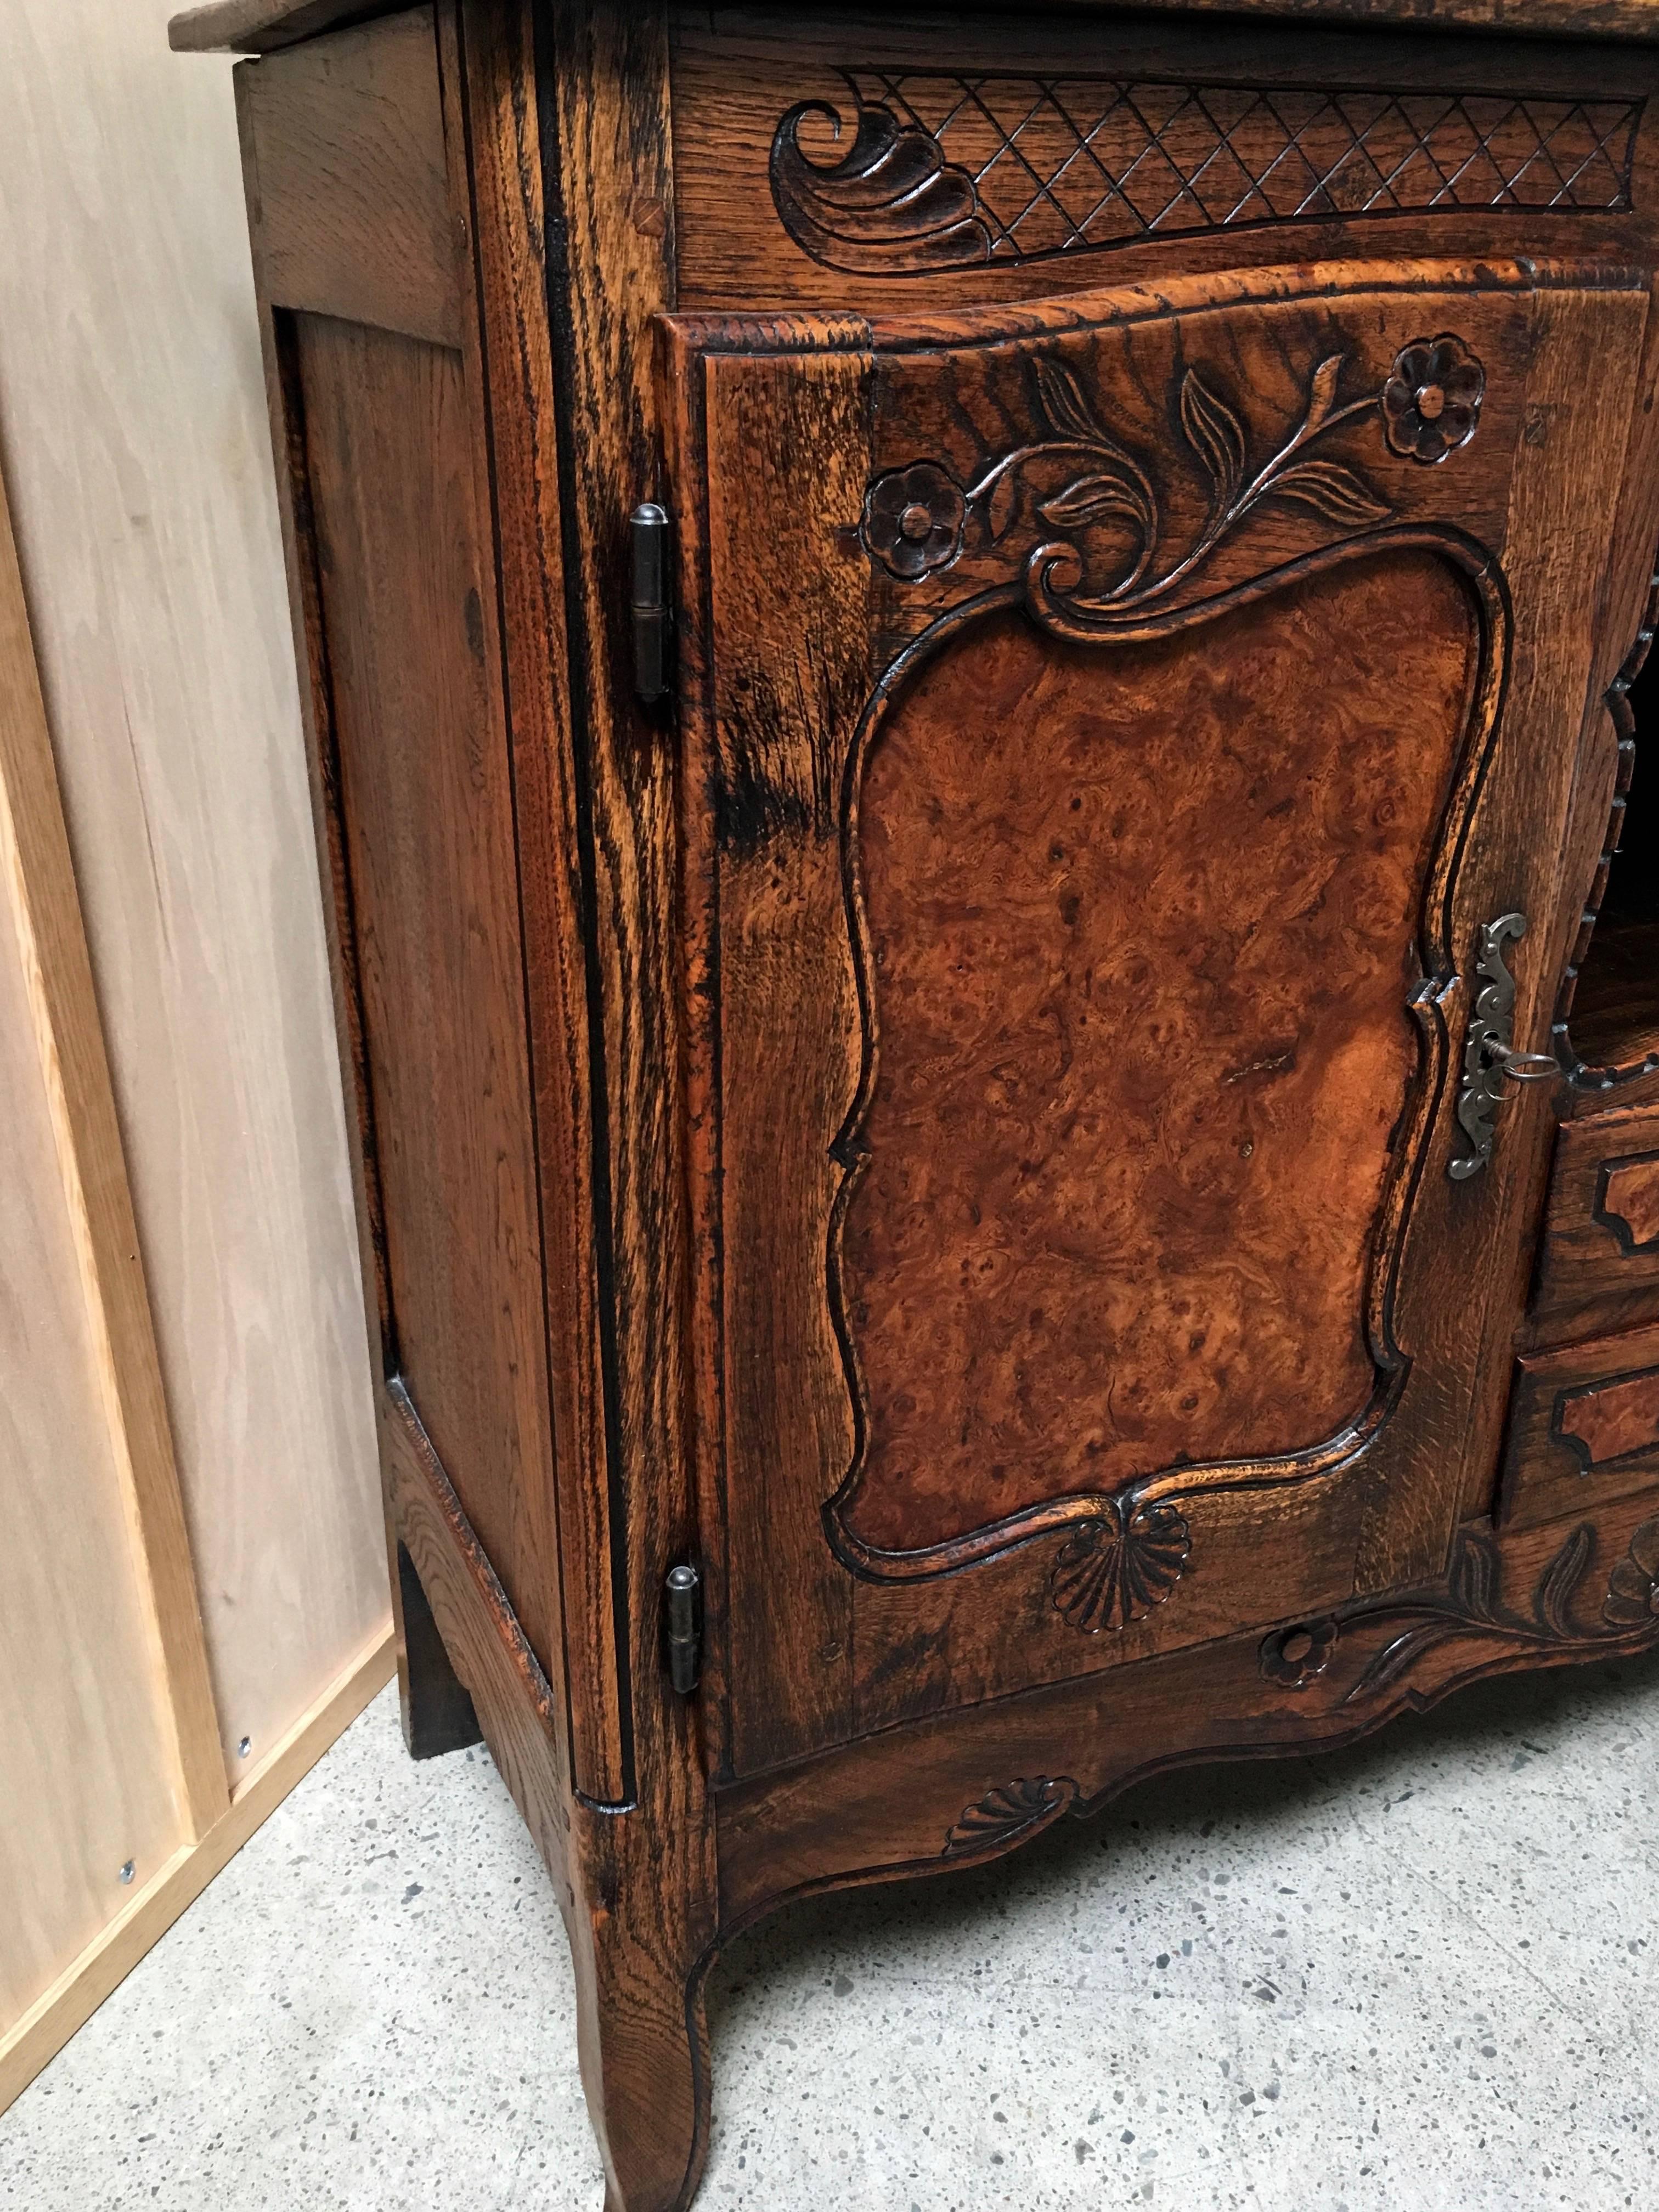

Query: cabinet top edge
<box><xmin>168</xmin><ymin>0</ymin><xmax>1659</xmax><ymax>56</ymax></box>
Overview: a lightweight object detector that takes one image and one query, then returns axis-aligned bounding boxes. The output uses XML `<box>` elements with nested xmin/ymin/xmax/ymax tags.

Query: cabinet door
<box><xmin>663</xmin><ymin>258</ymin><xmax>1649</xmax><ymax>1781</ymax></box>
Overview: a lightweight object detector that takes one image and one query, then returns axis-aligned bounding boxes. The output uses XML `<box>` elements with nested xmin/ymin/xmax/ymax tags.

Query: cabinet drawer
<box><xmin>1502</xmin><ymin>1319</ymin><xmax>1659</xmax><ymax>1531</ymax></box>
<box><xmin>1530</xmin><ymin>1104</ymin><xmax>1659</xmax><ymax>1341</ymax></box>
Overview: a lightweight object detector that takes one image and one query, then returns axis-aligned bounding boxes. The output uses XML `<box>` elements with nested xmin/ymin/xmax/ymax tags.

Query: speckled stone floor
<box><xmin>4</xmin><ymin>1653</ymin><xmax>1658</xmax><ymax>2211</ymax></box>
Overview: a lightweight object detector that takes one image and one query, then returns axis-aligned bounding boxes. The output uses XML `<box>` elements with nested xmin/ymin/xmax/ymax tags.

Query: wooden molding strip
<box><xmin>169</xmin><ymin>0</ymin><xmax>1659</xmax><ymax>55</ymax></box>
<box><xmin>381</xmin><ymin>1380</ymin><xmax>570</xmax><ymax>1880</ymax></box>
<box><xmin>0</xmin><ymin>462</ymin><xmax>228</xmax><ymax>1837</ymax></box>
<box><xmin>0</xmin><ymin>1620</ymin><xmax>394</xmax><ymax>2118</ymax></box>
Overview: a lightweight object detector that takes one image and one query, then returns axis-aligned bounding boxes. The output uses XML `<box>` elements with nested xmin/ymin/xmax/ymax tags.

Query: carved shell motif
<box><xmin>943</xmin><ymin>1776</ymin><xmax>1077</xmax><ymax>1858</ymax></box>
<box><xmin>1051</xmin><ymin>1498</ymin><xmax>1192</xmax><ymax>1634</ymax></box>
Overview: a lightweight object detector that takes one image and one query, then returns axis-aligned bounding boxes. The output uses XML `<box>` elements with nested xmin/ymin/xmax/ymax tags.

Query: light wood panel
<box><xmin>0</xmin><ymin>744</ymin><xmax>186</xmax><ymax>2031</ymax></box>
<box><xmin>0</xmin><ymin>1624</ymin><xmax>393</xmax><ymax>2113</ymax></box>
<box><xmin>0</xmin><ymin>0</ymin><xmax>387</xmax><ymax>1773</ymax></box>
<box><xmin>0</xmin><ymin>467</ymin><xmax>225</xmax><ymax>1841</ymax></box>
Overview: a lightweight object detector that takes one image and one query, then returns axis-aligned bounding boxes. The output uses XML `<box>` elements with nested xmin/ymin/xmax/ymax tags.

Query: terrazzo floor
<box><xmin>4</xmin><ymin>1655</ymin><xmax>1659</xmax><ymax>2211</ymax></box>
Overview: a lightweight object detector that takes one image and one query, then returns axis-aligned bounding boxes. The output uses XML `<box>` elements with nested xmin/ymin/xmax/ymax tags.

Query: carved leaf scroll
<box><xmin>1343</xmin><ymin>1516</ymin><xmax>1659</xmax><ymax>1703</ymax></box>
<box><xmin>769</xmin><ymin>99</ymin><xmax>991</xmax><ymax>273</ymax></box>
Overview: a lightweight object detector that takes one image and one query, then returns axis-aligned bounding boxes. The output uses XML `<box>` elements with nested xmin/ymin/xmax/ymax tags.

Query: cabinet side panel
<box><xmin>292</xmin><ymin>311</ymin><xmax>561</xmax><ymax>1683</ymax></box>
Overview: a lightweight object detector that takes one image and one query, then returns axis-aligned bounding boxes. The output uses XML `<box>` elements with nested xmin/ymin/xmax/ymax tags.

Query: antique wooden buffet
<box><xmin>172</xmin><ymin>0</ymin><xmax>1659</xmax><ymax>2199</ymax></box>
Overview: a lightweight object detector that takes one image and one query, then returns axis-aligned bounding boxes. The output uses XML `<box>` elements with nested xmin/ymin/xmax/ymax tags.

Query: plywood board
<box><xmin>0</xmin><ymin>0</ymin><xmax>387</xmax><ymax>1771</ymax></box>
<box><xmin>0</xmin><ymin>834</ymin><xmax>185</xmax><ymax>2027</ymax></box>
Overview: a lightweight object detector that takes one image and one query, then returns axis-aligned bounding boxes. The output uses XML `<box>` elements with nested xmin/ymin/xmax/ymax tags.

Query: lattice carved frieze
<box><xmin>771</xmin><ymin>74</ymin><xmax>1642</xmax><ymax>273</ymax></box>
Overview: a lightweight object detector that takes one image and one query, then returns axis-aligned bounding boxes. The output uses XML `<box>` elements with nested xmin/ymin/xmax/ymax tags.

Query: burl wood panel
<box><xmin>840</xmin><ymin>553</ymin><xmax>1477</xmax><ymax>1556</ymax></box>
<box><xmin>1602</xmin><ymin>1156</ymin><xmax>1659</xmax><ymax>1249</ymax></box>
<box><xmin>295</xmin><ymin>313</ymin><xmax>561</xmax><ymax>1684</ymax></box>
<box><xmin>1557</xmin><ymin>1367</ymin><xmax>1659</xmax><ymax>1469</ymax></box>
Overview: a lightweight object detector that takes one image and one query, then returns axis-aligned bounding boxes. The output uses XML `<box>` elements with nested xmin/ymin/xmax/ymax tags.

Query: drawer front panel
<box><xmin>1503</xmin><ymin>1318</ymin><xmax>1659</xmax><ymax>1530</ymax></box>
<box><xmin>1531</xmin><ymin>1102</ymin><xmax>1659</xmax><ymax>1339</ymax></box>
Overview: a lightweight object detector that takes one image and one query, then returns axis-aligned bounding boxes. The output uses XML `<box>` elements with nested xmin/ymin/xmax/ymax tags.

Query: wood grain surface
<box><xmin>452</xmin><ymin>9</ymin><xmax>720</xmax><ymax>2209</ymax></box>
<box><xmin>669</xmin><ymin>10</ymin><xmax>1659</xmax><ymax>318</ymax></box>
<box><xmin>0</xmin><ymin>0</ymin><xmax>386</xmax><ymax>1782</ymax></box>
<box><xmin>435</xmin><ymin>0</ymin><xmax>618</xmax><ymax>1811</ymax></box>
<box><xmin>170</xmin><ymin>0</ymin><xmax>1659</xmax><ymax>57</ymax></box>
<box><xmin>714</xmin><ymin>1487</ymin><xmax>1659</xmax><ymax>1934</ymax></box>
<box><xmin>293</xmin><ymin>311</ymin><xmax>562</xmax><ymax>1684</ymax></box>
<box><xmin>842</xmin><ymin>559</ymin><xmax>1475</xmax><ymax>1554</ymax></box>
<box><xmin>0</xmin><ymin>605</ymin><xmax>187</xmax><ymax>2033</ymax></box>
<box><xmin>662</xmin><ymin>257</ymin><xmax>1659</xmax><ymax>1779</ymax></box>
<box><xmin>236</xmin><ymin>5</ymin><xmax>461</xmax><ymax>347</ymax></box>
<box><xmin>0</xmin><ymin>459</ymin><xmax>224</xmax><ymax>1840</ymax></box>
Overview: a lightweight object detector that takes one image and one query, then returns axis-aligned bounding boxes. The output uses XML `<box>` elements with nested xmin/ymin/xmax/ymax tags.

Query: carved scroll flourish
<box><xmin>860</xmin><ymin>336</ymin><xmax>1485</xmax><ymax>639</ymax></box>
<box><xmin>772</xmin><ymin>77</ymin><xmax>1641</xmax><ymax>276</ymax></box>
<box><xmin>770</xmin><ymin>100</ymin><xmax>991</xmax><ymax>274</ymax></box>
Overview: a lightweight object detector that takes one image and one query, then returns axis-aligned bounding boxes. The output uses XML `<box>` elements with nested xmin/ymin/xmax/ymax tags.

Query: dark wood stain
<box><xmin>199</xmin><ymin>0</ymin><xmax>1659</xmax><ymax>2202</ymax></box>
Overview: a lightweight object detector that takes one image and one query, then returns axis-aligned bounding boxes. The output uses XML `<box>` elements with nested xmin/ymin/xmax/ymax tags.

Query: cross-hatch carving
<box><xmin>771</xmin><ymin>74</ymin><xmax>1642</xmax><ymax>273</ymax></box>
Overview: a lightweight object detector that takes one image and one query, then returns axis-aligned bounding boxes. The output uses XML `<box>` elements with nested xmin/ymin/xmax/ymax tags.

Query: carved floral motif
<box><xmin>859</xmin><ymin>336</ymin><xmax>1484</xmax><ymax>630</ymax></box>
<box><xmin>862</xmin><ymin>461</ymin><xmax>968</xmax><ymax>580</ymax></box>
<box><xmin>1260</xmin><ymin>1617</ymin><xmax>1340</xmax><ymax>1689</ymax></box>
<box><xmin>1050</xmin><ymin>1497</ymin><xmax>1192</xmax><ymax>1634</ymax></box>
<box><xmin>1383</xmin><ymin>335</ymin><xmax>1485</xmax><ymax>464</ymax></box>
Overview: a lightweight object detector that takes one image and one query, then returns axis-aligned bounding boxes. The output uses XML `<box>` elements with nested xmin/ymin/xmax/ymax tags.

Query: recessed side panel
<box><xmin>293</xmin><ymin>313</ymin><xmax>563</xmax><ymax>1691</ymax></box>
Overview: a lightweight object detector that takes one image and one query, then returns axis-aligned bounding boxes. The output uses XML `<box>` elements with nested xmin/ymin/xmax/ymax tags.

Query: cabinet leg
<box><xmin>570</xmin><ymin>1903</ymin><xmax>713</xmax><ymax>2212</ymax></box>
<box><xmin>393</xmin><ymin>1536</ymin><xmax>482</xmax><ymax>1759</ymax></box>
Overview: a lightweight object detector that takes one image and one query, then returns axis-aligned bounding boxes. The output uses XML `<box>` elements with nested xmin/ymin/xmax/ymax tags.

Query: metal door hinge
<box><xmin>1449</xmin><ymin>911</ymin><xmax>1559</xmax><ymax>1181</ymax></box>
<box><xmin>631</xmin><ymin>502</ymin><xmax>674</xmax><ymax>706</ymax></box>
<box><xmin>664</xmin><ymin>1562</ymin><xmax>702</xmax><ymax>1696</ymax></box>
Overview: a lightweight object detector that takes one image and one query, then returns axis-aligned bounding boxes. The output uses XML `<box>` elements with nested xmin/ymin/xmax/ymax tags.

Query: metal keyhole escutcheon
<box><xmin>1449</xmin><ymin>912</ymin><xmax>1558</xmax><ymax>1181</ymax></box>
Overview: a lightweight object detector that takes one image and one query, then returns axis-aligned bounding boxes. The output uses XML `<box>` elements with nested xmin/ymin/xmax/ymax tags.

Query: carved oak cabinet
<box><xmin>173</xmin><ymin>0</ymin><xmax>1659</xmax><ymax>2198</ymax></box>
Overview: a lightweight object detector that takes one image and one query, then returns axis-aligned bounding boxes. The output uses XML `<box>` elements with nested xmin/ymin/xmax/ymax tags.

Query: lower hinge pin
<box><xmin>664</xmin><ymin>1562</ymin><xmax>702</xmax><ymax>1696</ymax></box>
